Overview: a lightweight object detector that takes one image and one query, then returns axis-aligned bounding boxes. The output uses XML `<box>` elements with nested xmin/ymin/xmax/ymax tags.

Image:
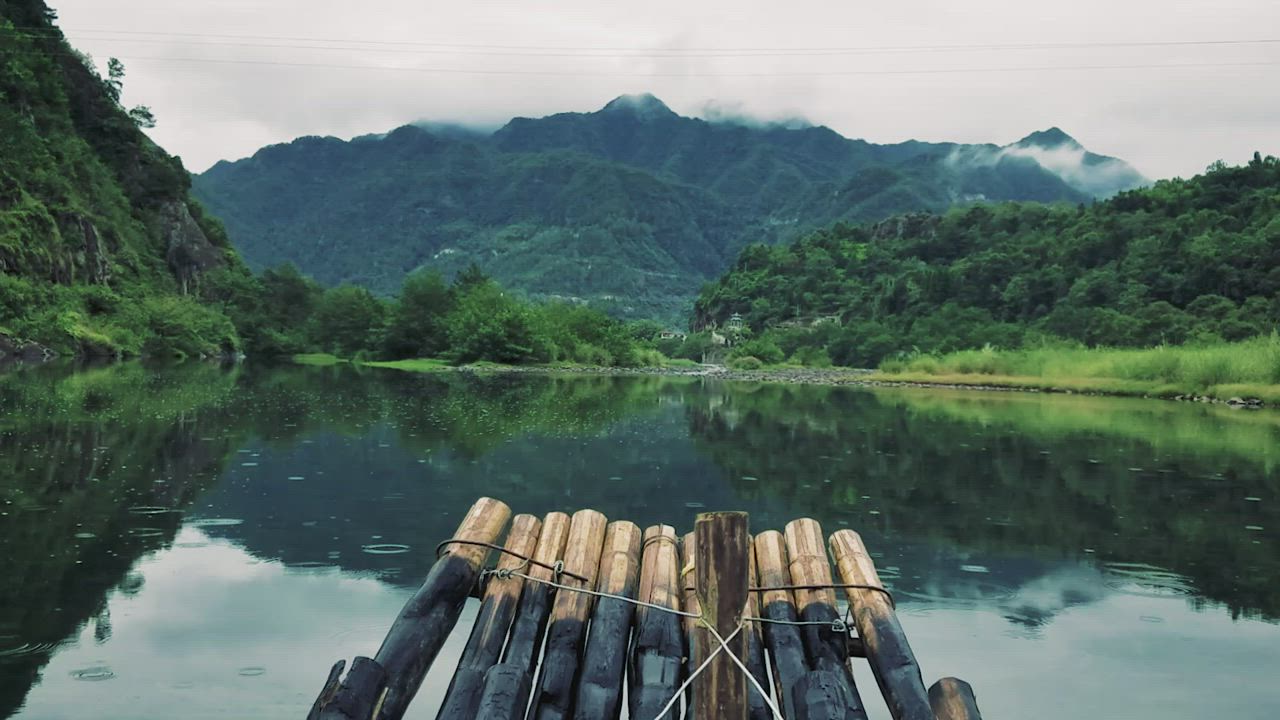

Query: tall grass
<box><xmin>875</xmin><ymin>333</ymin><xmax>1280</xmax><ymax>402</ymax></box>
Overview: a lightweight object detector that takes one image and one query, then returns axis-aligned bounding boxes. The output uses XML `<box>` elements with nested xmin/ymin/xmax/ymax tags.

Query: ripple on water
<box><xmin>127</xmin><ymin>527</ymin><xmax>166</xmax><ymax>538</ymax></box>
<box><xmin>127</xmin><ymin>506</ymin><xmax>180</xmax><ymax>516</ymax></box>
<box><xmin>361</xmin><ymin>543</ymin><xmax>411</xmax><ymax>555</ymax></box>
<box><xmin>187</xmin><ymin>518</ymin><xmax>244</xmax><ymax>528</ymax></box>
<box><xmin>70</xmin><ymin>665</ymin><xmax>115</xmax><ymax>681</ymax></box>
<box><xmin>1103</xmin><ymin>562</ymin><xmax>1194</xmax><ymax>598</ymax></box>
<box><xmin>237</xmin><ymin>667</ymin><xmax>266</xmax><ymax>677</ymax></box>
<box><xmin>0</xmin><ymin>642</ymin><xmax>59</xmax><ymax>658</ymax></box>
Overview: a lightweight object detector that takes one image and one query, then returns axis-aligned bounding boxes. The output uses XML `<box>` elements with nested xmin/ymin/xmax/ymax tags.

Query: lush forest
<box><xmin>695</xmin><ymin>156</ymin><xmax>1280</xmax><ymax>367</ymax></box>
<box><xmin>0</xmin><ymin>0</ymin><xmax>250</xmax><ymax>357</ymax></box>
<box><xmin>218</xmin><ymin>262</ymin><xmax>663</xmax><ymax>366</ymax></box>
<box><xmin>194</xmin><ymin>94</ymin><xmax>1144</xmax><ymax>320</ymax></box>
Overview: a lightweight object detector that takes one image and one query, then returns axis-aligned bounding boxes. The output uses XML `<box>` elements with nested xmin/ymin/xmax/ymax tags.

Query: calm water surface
<box><xmin>1</xmin><ymin>362</ymin><xmax>1277</xmax><ymax>719</ymax></box>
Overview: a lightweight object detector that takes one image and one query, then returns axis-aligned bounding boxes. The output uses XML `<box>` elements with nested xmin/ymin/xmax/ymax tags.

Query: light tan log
<box><xmin>527</xmin><ymin>508</ymin><xmax>609</xmax><ymax>720</ymax></box>
<box><xmin>681</xmin><ymin>532</ymin><xmax>701</xmax><ymax>712</ymax></box>
<box><xmin>829</xmin><ymin>530</ymin><xmax>932</xmax><ymax>720</ymax></box>
<box><xmin>928</xmin><ymin>677</ymin><xmax>983</xmax><ymax>720</ymax></box>
<box><xmin>694</xmin><ymin>511</ymin><xmax>750</xmax><ymax>719</ymax></box>
<box><xmin>435</xmin><ymin>512</ymin><xmax>542</xmax><ymax>718</ymax></box>
<box><xmin>754</xmin><ymin>530</ymin><xmax>807</xmax><ymax>719</ymax></box>
<box><xmin>630</xmin><ymin>525</ymin><xmax>684</xmax><ymax>720</ymax></box>
<box><xmin>476</xmin><ymin>511</ymin><xmax>571</xmax><ymax>719</ymax></box>
<box><xmin>784</xmin><ymin>518</ymin><xmax>867</xmax><ymax>720</ymax></box>
<box><xmin>573</xmin><ymin>520</ymin><xmax>643</xmax><ymax>719</ymax></box>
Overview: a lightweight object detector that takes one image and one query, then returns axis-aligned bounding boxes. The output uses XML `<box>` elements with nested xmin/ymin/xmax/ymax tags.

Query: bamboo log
<box><xmin>476</xmin><ymin>511</ymin><xmax>571</xmax><ymax>719</ymax></box>
<box><xmin>630</xmin><ymin>525</ymin><xmax>684</xmax><ymax>720</ymax></box>
<box><xmin>693</xmin><ymin>511</ymin><xmax>750</xmax><ymax>719</ymax></box>
<box><xmin>308</xmin><ymin>497</ymin><xmax>509</xmax><ymax>720</ymax></box>
<box><xmin>793</xmin><ymin>671</ymin><xmax>861</xmax><ymax>720</ymax></box>
<box><xmin>681</xmin><ymin>532</ymin><xmax>701</xmax><ymax>713</ymax></box>
<box><xmin>744</xmin><ymin>538</ymin><xmax>773</xmax><ymax>720</ymax></box>
<box><xmin>572</xmin><ymin>521</ymin><xmax>643</xmax><ymax>720</ymax></box>
<box><xmin>754</xmin><ymin>530</ymin><xmax>808</xmax><ymax>720</ymax></box>
<box><xmin>308</xmin><ymin>658</ymin><xmax>389</xmax><ymax>720</ymax></box>
<box><xmin>784</xmin><ymin>519</ymin><xmax>866</xmax><ymax>720</ymax></box>
<box><xmin>928</xmin><ymin>678</ymin><xmax>983</xmax><ymax>720</ymax></box>
<box><xmin>829</xmin><ymin>530</ymin><xmax>932</xmax><ymax>720</ymax></box>
<box><xmin>435</xmin><ymin>513</ymin><xmax>542</xmax><ymax>719</ymax></box>
<box><xmin>527</xmin><ymin>509</ymin><xmax>609</xmax><ymax>720</ymax></box>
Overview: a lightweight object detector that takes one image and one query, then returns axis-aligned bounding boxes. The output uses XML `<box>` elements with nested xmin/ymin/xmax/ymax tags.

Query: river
<box><xmin>1</xmin><ymin>362</ymin><xmax>1277</xmax><ymax>719</ymax></box>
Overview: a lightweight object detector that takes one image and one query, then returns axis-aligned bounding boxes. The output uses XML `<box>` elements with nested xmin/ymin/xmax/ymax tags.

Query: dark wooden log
<box><xmin>476</xmin><ymin>663</ymin><xmax>534</xmax><ymax>719</ymax></box>
<box><xmin>478</xmin><ymin>511</ymin><xmax>571</xmax><ymax>719</ymax></box>
<box><xmin>829</xmin><ymin>530</ymin><xmax>932</xmax><ymax>720</ymax></box>
<box><xmin>929</xmin><ymin>678</ymin><xmax>983</xmax><ymax>720</ymax></box>
<box><xmin>693</xmin><ymin>511</ymin><xmax>750</xmax><ymax>719</ymax></box>
<box><xmin>309</xmin><ymin>498</ymin><xmax>509</xmax><ymax>720</ymax></box>
<box><xmin>309</xmin><ymin>656</ymin><xmax>389</xmax><ymax>720</ymax></box>
<box><xmin>754</xmin><ymin>530</ymin><xmax>808</xmax><ymax>720</ymax></box>
<box><xmin>743</xmin><ymin>537</ymin><xmax>774</xmax><ymax>720</ymax></box>
<box><xmin>784</xmin><ymin>518</ymin><xmax>867</xmax><ymax>720</ymax></box>
<box><xmin>435</xmin><ymin>513</ymin><xmax>543</xmax><ymax>719</ymax></box>
<box><xmin>308</xmin><ymin>660</ymin><xmax>346</xmax><ymax>719</ymax></box>
<box><xmin>793</xmin><ymin>671</ymin><xmax>861</xmax><ymax>720</ymax></box>
<box><xmin>572</xmin><ymin>521</ymin><xmax>642</xmax><ymax>720</ymax></box>
<box><xmin>527</xmin><ymin>509</ymin><xmax>609</xmax><ymax>720</ymax></box>
<box><xmin>629</xmin><ymin>525</ymin><xmax>684</xmax><ymax>720</ymax></box>
<box><xmin>371</xmin><ymin>497</ymin><xmax>511</xmax><ymax>719</ymax></box>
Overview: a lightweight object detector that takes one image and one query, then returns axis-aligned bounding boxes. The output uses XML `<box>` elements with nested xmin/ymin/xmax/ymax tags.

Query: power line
<box><xmin>58</xmin><ymin>54</ymin><xmax>1280</xmax><ymax>78</ymax></box>
<box><xmin>25</xmin><ymin>27</ymin><xmax>1280</xmax><ymax>57</ymax></box>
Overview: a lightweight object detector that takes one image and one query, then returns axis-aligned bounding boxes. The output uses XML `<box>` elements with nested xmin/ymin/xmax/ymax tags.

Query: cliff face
<box><xmin>0</xmin><ymin>0</ymin><xmax>239</xmax><ymax>358</ymax></box>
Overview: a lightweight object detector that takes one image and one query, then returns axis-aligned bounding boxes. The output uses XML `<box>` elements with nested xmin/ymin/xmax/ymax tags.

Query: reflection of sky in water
<box><xmin>19</xmin><ymin>528</ymin><xmax>466</xmax><ymax>720</ymax></box>
<box><xmin>18</xmin><ymin>526</ymin><xmax>1280</xmax><ymax>719</ymax></box>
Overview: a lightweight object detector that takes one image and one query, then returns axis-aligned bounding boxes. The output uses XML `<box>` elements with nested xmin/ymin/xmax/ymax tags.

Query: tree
<box><xmin>446</xmin><ymin>282</ymin><xmax>544</xmax><ymax>364</ymax></box>
<box><xmin>309</xmin><ymin>285</ymin><xmax>385</xmax><ymax>356</ymax></box>
<box><xmin>128</xmin><ymin>105</ymin><xmax>156</xmax><ymax>129</ymax></box>
<box><xmin>105</xmin><ymin>57</ymin><xmax>124</xmax><ymax>102</ymax></box>
<box><xmin>383</xmin><ymin>270</ymin><xmax>453</xmax><ymax>359</ymax></box>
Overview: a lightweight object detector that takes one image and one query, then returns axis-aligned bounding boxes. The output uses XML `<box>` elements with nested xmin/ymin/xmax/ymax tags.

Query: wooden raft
<box><xmin>307</xmin><ymin>497</ymin><xmax>984</xmax><ymax>720</ymax></box>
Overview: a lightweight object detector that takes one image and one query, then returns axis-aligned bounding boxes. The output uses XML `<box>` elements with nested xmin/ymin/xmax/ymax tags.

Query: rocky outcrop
<box><xmin>869</xmin><ymin>212</ymin><xmax>939</xmax><ymax>242</ymax></box>
<box><xmin>0</xmin><ymin>333</ymin><xmax>55</xmax><ymax>363</ymax></box>
<box><xmin>160</xmin><ymin>201</ymin><xmax>223</xmax><ymax>293</ymax></box>
<box><xmin>54</xmin><ymin>213</ymin><xmax>112</xmax><ymax>285</ymax></box>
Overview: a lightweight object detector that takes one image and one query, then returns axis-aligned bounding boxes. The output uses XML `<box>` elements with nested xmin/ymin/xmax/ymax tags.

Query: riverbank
<box><xmin>872</xmin><ymin>336</ymin><xmax>1280</xmax><ymax>406</ymax></box>
<box><xmin>292</xmin><ymin>344</ymin><xmax>1280</xmax><ymax>408</ymax></box>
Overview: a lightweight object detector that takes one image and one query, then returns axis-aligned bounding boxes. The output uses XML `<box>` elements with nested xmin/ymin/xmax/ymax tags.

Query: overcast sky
<box><xmin>51</xmin><ymin>0</ymin><xmax>1279</xmax><ymax>178</ymax></box>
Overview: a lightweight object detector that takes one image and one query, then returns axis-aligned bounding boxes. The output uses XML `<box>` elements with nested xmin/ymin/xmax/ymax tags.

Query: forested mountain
<box><xmin>694</xmin><ymin>156</ymin><xmax>1280</xmax><ymax>367</ymax></box>
<box><xmin>0</xmin><ymin>0</ymin><xmax>247</xmax><ymax>357</ymax></box>
<box><xmin>194</xmin><ymin>93</ymin><xmax>1145</xmax><ymax>319</ymax></box>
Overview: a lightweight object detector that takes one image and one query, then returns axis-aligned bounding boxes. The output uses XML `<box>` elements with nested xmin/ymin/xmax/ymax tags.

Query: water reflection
<box><xmin>1</xmin><ymin>363</ymin><xmax>1277</xmax><ymax>719</ymax></box>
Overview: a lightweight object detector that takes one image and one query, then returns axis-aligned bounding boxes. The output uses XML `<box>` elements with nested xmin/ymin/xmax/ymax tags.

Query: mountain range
<box><xmin>193</xmin><ymin>93</ymin><xmax>1147</xmax><ymax>320</ymax></box>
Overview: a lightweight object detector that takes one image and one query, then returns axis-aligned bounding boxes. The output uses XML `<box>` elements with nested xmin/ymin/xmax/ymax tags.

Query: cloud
<box><xmin>50</xmin><ymin>0</ymin><xmax>1280</xmax><ymax>177</ymax></box>
<box><xmin>696</xmin><ymin>99</ymin><xmax>812</xmax><ymax>129</ymax></box>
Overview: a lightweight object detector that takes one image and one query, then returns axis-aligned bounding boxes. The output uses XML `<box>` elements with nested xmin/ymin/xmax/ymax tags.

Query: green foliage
<box><xmin>698</xmin><ymin>157</ymin><xmax>1280</xmax><ymax>365</ymax></box>
<box><xmin>309</xmin><ymin>285</ymin><xmax>385</xmax><ymax>357</ymax></box>
<box><xmin>0</xmin><ymin>4</ymin><xmax>248</xmax><ymax>357</ymax></box>
<box><xmin>382</xmin><ymin>269</ymin><xmax>452</xmax><ymax>359</ymax></box>
<box><xmin>728</xmin><ymin>355</ymin><xmax>764</xmax><ymax>370</ymax></box>
<box><xmin>730</xmin><ymin>337</ymin><xmax>784</xmax><ymax>365</ymax></box>
<box><xmin>445</xmin><ymin>281</ymin><xmax>543</xmax><ymax>364</ymax></box>
<box><xmin>876</xmin><ymin>333</ymin><xmax>1280</xmax><ymax>401</ymax></box>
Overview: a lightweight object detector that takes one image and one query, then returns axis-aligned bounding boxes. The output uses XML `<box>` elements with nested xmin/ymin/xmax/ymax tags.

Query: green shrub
<box><xmin>729</xmin><ymin>355</ymin><xmax>764</xmax><ymax>370</ymax></box>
